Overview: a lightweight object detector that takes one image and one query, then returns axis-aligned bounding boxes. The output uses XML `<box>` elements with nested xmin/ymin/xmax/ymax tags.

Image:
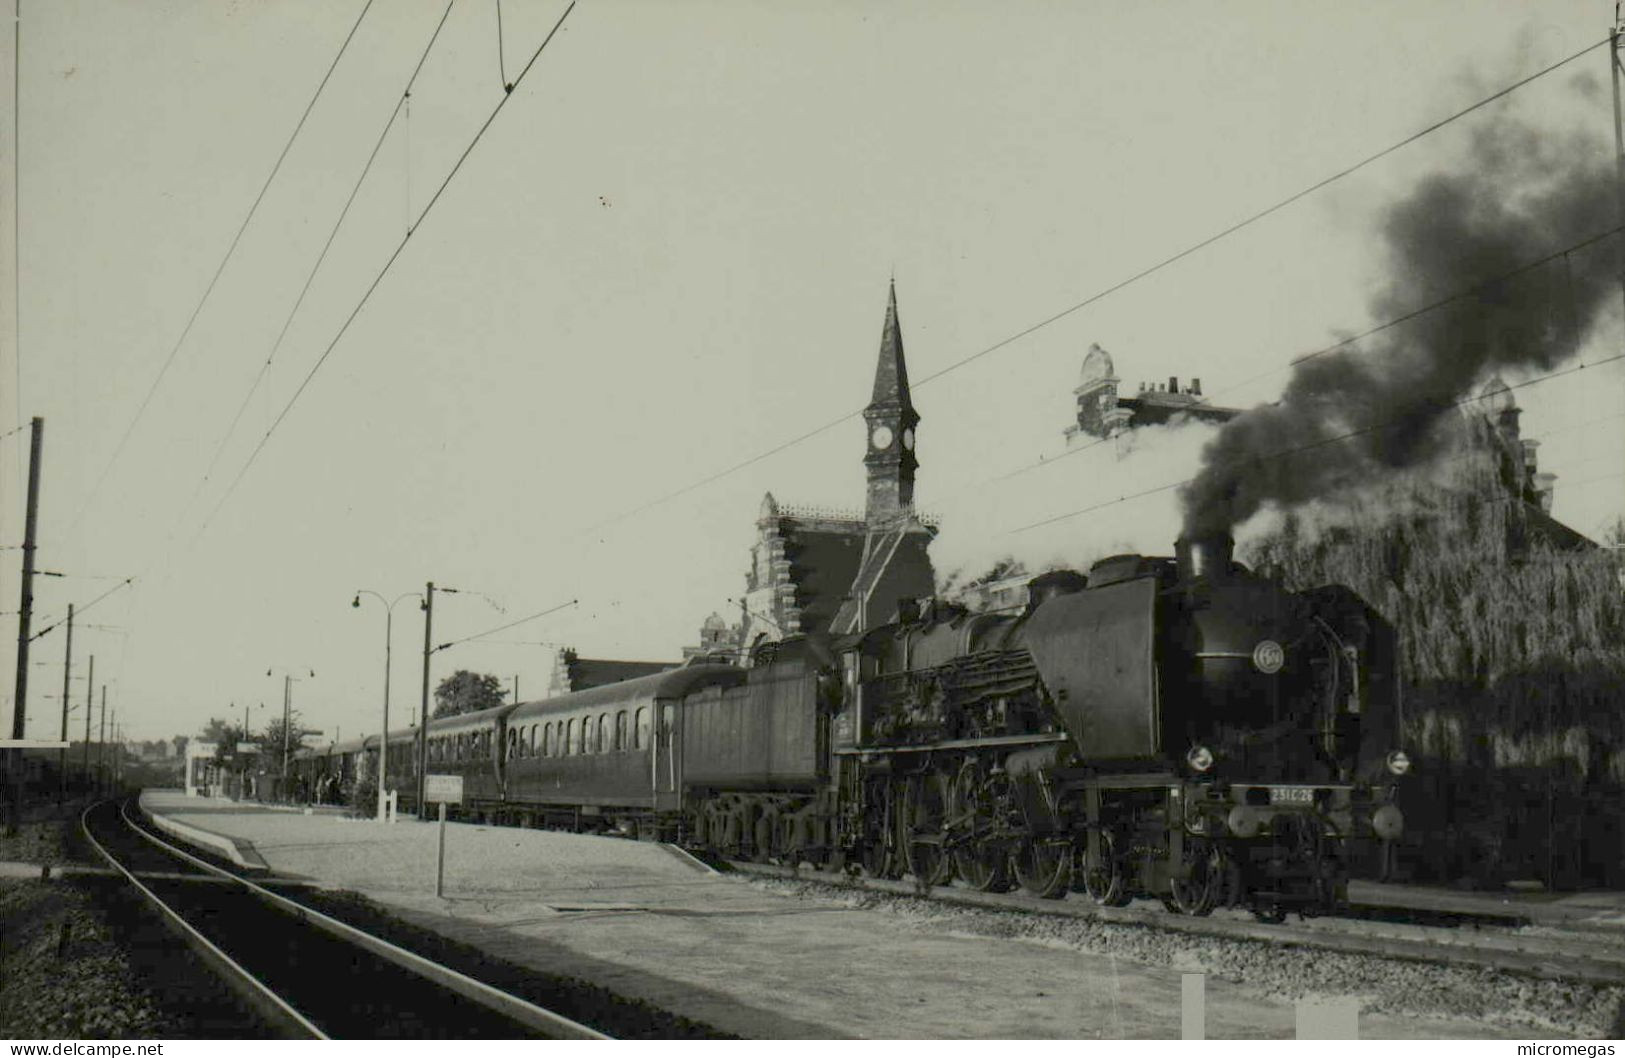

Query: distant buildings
<box><xmin>1064</xmin><ymin>343</ymin><xmax>1241</xmax><ymax>446</ymax></box>
<box><xmin>546</xmin><ymin>649</ymin><xmax>675</xmax><ymax>697</ymax></box>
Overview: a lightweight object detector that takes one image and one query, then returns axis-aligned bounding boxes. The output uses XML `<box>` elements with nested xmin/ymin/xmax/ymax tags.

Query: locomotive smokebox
<box><xmin>1175</xmin><ymin>533</ymin><xmax>1234</xmax><ymax>581</ymax></box>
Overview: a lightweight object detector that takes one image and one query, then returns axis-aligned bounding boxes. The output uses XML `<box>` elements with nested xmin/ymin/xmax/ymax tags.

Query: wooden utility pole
<box><xmin>282</xmin><ymin>675</ymin><xmax>291</xmax><ymax>799</ymax></box>
<box><xmin>418</xmin><ymin>582</ymin><xmax>433</xmax><ymax>820</ymax></box>
<box><xmin>96</xmin><ymin>690</ymin><xmax>106</xmax><ymax>794</ymax></box>
<box><xmin>81</xmin><ymin>667</ymin><xmax>93</xmax><ymax>790</ymax></box>
<box><xmin>55</xmin><ymin>602</ymin><xmax>71</xmax><ymax>803</ymax></box>
<box><xmin>7</xmin><ymin>417</ymin><xmax>42</xmax><ymax>834</ymax></box>
<box><xmin>1612</xmin><ymin>16</ymin><xmax>1625</xmax><ymax>329</ymax></box>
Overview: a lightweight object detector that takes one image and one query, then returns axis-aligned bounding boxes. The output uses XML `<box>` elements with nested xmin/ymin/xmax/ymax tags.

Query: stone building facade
<box><xmin>1063</xmin><ymin>342</ymin><xmax>1241</xmax><ymax>446</ymax></box>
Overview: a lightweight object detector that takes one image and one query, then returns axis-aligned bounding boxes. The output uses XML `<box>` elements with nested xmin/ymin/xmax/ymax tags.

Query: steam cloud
<box><xmin>1180</xmin><ymin>122</ymin><xmax>1620</xmax><ymax>539</ymax></box>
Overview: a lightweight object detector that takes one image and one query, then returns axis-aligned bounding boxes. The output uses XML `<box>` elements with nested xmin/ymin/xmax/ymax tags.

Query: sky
<box><xmin>0</xmin><ymin>0</ymin><xmax>1620</xmax><ymax>744</ymax></box>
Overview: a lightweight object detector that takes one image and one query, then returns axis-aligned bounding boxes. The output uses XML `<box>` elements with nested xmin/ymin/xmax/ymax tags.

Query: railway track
<box><xmin>80</xmin><ymin>799</ymin><xmax>610</xmax><ymax>1040</ymax></box>
<box><xmin>722</xmin><ymin>858</ymin><xmax>1625</xmax><ymax>988</ymax></box>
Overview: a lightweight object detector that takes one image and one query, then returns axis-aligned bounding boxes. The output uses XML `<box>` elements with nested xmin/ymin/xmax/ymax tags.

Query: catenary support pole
<box><xmin>54</xmin><ymin>603</ymin><xmax>71</xmax><ymax>803</ymax></box>
<box><xmin>378</xmin><ymin>608</ymin><xmax>391</xmax><ymax>822</ymax></box>
<box><xmin>7</xmin><ymin>417</ymin><xmax>41</xmax><ymax>834</ymax></box>
<box><xmin>81</xmin><ymin>664</ymin><xmax>93</xmax><ymax>789</ymax></box>
<box><xmin>96</xmin><ymin>689</ymin><xmax>105</xmax><ymax>794</ymax></box>
<box><xmin>418</xmin><ymin>582</ymin><xmax>433</xmax><ymax>820</ymax></box>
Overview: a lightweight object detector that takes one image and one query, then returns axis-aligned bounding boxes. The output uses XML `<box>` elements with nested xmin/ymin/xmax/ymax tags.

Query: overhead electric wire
<box><xmin>432</xmin><ymin>598</ymin><xmax>578</xmax><ymax>654</ymax></box>
<box><xmin>29</xmin><ymin>578</ymin><xmax>133</xmax><ymax>642</ymax></box>
<box><xmin>68</xmin><ymin>0</ymin><xmax>376</xmax><ymax>531</ymax></box>
<box><xmin>191</xmin><ymin>0</ymin><xmax>577</xmax><ymax>548</ymax></box>
<box><xmin>583</xmin><ymin>36</ymin><xmax>1610</xmax><ymax>535</ymax></box>
<box><xmin>1002</xmin><ymin>350</ymin><xmax>1625</xmax><ymax>536</ymax></box>
<box><xmin>177</xmin><ymin>0</ymin><xmax>455</xmax><ymax>527</ymax></box>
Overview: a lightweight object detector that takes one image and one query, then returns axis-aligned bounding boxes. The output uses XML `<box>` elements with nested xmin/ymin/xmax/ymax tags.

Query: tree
<box><xmin>203</xmin><ymin>718</ymin><xmax>248</xmax><ymax>765</ymax></box>
<box><xmin>434</xmin><ymin>670</ymin><xmax>508</xmax><ymax>718</ymax></box>
<box><xmin>262</xmin><ymin>709</ymin><xmax>308</xmax><ymax>774</ymax></box>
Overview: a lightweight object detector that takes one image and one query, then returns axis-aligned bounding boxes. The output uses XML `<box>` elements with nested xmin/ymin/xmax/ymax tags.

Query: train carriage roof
<box><xmin>507</xmin><ymin>664</ymin><xmax>746</xmax><ymax>724</ymax></box>
<box><xmin>423</xmin><ymin>699</ymin><xmax>520</xmax><ymax>738</ymax></box>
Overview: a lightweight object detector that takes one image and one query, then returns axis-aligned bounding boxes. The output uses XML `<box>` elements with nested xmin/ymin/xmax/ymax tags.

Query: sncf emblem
<box><xmin>1252</xmin><ymin>640</ymin><xmax>1285</xmax><ymax>674</ymax></box>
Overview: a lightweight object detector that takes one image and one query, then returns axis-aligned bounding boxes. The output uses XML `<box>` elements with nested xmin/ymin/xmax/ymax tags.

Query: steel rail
<box><xmin>725</xmin><ymin>859</ymin><xmax>1625</xmax><ymax>989</ymax></box>
<box><xmin>78</xmin><ymin>801</ymin><xmax>327</xmax><ymax>1039</ymax></box>
<box><xmin>118</xmin><ymin>800</ymin><xmax>610</xmax><ymax>1040</ymax></box>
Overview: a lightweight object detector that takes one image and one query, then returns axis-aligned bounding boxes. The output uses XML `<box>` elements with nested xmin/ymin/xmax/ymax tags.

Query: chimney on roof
<box><xmin>1534</xmin><ymin>471</ymin><xmax>1556</xmax><ymax>513</ymax></box>
<box><xmin>1169</xmin><ymin>376</ymin><xmax>1178</xmax><ymax>393</ymax></box>
<box><xmin>1190</xmin><ymin>378</ymin><xmax>1202</xmax><ymax>395</ymax></box>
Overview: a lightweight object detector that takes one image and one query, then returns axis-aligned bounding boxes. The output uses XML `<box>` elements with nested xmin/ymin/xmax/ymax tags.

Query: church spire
<box><xmin>871</xmin><ymin>279</ymin><xmax>915</xmax><ymax>413</ymax></box>
<box><xmin>863</xmin><ymin>280</ymin><xmax>920</xmax><ymax>524</ymax></box>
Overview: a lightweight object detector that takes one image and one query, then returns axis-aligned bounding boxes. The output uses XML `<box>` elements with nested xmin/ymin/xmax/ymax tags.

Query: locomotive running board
<box><xmin>836</xmin><ymin>733</ymin><xmax>1069</xmax><ymax>755</ymax></box>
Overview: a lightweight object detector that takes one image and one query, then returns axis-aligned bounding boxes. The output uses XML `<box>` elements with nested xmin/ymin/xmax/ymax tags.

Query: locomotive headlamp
<box><xmin>1186</xmin><ymin>745</ymin><xmax>1215</xmax><ymax>772</ymax></box>
<box><xmin>1385</xmin><ymin>750</ymin><xmax>1411</xmax><ymax>776</ymax></box>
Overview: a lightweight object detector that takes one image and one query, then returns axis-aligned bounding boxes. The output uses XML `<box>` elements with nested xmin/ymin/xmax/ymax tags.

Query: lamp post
<box><xmin>353</xmin><ymin>591</ymin><xmax>422</xmax><ymax>823</ymax></box>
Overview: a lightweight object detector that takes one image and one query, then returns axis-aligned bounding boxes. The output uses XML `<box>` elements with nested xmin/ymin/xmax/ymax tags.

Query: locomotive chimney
<box><xmin>1175</xmin><ymin>534</ymin><xmax>1234</xmax><ymax>581</ymax></box>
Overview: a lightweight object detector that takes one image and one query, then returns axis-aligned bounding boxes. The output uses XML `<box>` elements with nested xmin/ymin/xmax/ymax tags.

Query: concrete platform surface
<box><xmin>138</xmin><ymin>790</ymin><xmax>1513</xmax><ymax>1040</ymax></box>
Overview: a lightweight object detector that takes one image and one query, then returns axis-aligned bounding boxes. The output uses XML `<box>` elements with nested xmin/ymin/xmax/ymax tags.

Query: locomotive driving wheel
<box><xmin>1164</xmin><ymin>839</ymin><xmax>1224</xmax><ymax>916</ymax></box>
<box><xmin>948</xmin><ymin>759</ymin><xmax>1012</xmax><ymax>893</ymax></box>
<box><xmin>1076</xmin><ymin>828</ymin><xmax>1130</xmax><ymax>907</ymax></box>
<box><xmin>1014</xmin><ymin>836</ymin><xmax>1072</xmax><ymax>899</ymax></box>
<box><xmin>858</xmin><ymin>780</ymin><xmax>900</xmax><ymax>879</ymax></box>
<box><xmin>902</xmin><ymin>771</ymin><xmax>954</xmax><ymax>887</ymax></box>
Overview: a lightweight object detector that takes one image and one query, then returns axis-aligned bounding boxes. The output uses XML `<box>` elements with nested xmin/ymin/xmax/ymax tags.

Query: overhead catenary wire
<box><xmin>581</xmin><ymin>36</ymin><xmax>1612</xmax><ymax>536</ymax></box>
<box><xmin>175</xmin><ymin>0</ymin><xmax>456</xmax><ymax>532</ymax></box>
<box><xmin>1002</xmin><ymin>350</ymin><xmax>1625</xmax><ymax>536</ymax></box>
<box><xmin>67</xmin><ymin>0</ymin><xmax>377</xmax><ymax>532</ymax></box>
<box><xmin>29</xmin><ymin>578</ymin><xmax>133</xmax><ymax>642</ymax></box>
<box><xmin>190</xmin><ymin>0</ymin><xmax>577</xmax><ymax>549</ymax></box>
<box><xmin>432</xmin><ymin>598</ymin><xmax>579</xmax><ymax>654</ymax></box>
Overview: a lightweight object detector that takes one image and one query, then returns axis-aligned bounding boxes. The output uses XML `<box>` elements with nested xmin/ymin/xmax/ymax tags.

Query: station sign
<box><xmin>424</xmin><ymin>773</ymin><xmax>464</xmax><ymax>805</ymax></box>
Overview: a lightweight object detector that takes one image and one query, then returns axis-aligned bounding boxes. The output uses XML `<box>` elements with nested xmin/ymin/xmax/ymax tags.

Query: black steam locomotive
<box><xmin>294</xmin><ymin>534</ymin><xmax>1407</xmax><ymax>919</ymax></box>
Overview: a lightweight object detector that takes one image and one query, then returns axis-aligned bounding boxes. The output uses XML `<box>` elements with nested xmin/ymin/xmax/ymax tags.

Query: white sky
<box><xmin>1</xmin><ymin>1</ymin><xmax>1619</xmax><ymax>743</ymax></box>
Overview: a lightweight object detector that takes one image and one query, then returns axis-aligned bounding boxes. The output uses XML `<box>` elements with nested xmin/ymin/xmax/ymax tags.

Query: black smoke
<box><xmin>1180</xmin><ymin>122</ymin><xmax>1620</xmax><ymax>539</ymax></box>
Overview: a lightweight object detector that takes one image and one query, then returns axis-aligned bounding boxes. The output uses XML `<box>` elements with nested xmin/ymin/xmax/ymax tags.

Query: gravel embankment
<box><xmin>0</xmin><ymin>880</ymin><xmax>179</xmax><ymax>1037</ymax></box>
<box><xmin>744</xmin><ymin>876</ymin><xmax>1625</xmax><ymax>1037</ymax></box>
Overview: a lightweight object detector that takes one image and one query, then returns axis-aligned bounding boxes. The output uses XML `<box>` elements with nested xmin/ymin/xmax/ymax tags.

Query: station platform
<box><xmin>137</xmin><ymin>789</ymin><xmax>1522</xmax><ymax>1039</ymax></box>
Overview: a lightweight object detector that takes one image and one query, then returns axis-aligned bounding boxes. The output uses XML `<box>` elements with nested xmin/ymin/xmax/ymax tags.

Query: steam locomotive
<box><xmin>293</xmin><ymin>534</ymin><xmax>1407</xmax><ymax>919</ymax></box>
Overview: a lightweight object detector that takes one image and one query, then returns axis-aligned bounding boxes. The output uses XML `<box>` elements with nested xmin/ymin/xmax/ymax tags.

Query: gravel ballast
<box><xmin>744</xmin><ymin>876</ymin><xmax>1625</xmax><ymax>1037</ymax></box>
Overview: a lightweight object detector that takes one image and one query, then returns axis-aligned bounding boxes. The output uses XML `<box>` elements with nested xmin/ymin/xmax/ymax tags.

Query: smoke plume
<box><xmin>1180</xmin><ymin>122</ymin><xmax>1619</xmax><ymax>539</ymax></box>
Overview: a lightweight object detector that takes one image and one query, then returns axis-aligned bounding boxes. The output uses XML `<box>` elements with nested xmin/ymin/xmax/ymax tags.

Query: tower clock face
<box><xmin>870</xmin><ymin>425</ymin><xmax>893</xmax><ymax>449</ymax></box>
<box><xmin>901</xmin><ymin>428</ymin><xmax>915</xmax><ymax>451</ymax></box>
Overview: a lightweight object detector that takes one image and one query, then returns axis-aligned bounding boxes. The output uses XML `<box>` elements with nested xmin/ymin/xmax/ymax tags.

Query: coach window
<box><xmin>541</xmin><ymin>723</ymin><xmax>551</xmax><ymax>757</ymax></box>
<box><xmin>565</xmin><ymin>718</ymin><xmax>576</xmax><ymax>755</ymax></box>
<box><xmin>615</xmin><ymin>711</ymin><xmax>628</xmax><ymax>751</ymax></box>
<box><xmin>598</xmin><ymin>714</ymin><xmax>610</xmax><ymax>755</ymax></box>
<box><xmin>506</xmin><ymin>729</ymin><xmax>515</xmax><ymax>760</ymax></box>
<box><xmin>585</xmin><ymin>716</ymin><xmax>597</xmax><ymax>754</ymax></box>
<box><xmin>635</xmin><ymin>707</ymin><xmax>649</xmax><ymax>750</ymax></box>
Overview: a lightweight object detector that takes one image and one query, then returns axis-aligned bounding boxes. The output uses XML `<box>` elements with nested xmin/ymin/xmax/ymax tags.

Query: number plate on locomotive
<box><xmin>1268</xmin><ymin>786</ymin><xmax>1314</xmax><ymax>805</ymax></box>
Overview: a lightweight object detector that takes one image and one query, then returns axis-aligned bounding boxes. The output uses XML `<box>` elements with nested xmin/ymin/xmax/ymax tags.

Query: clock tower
<box><xmin>863</xmin><ymin>280</ymin><xmax>920</xmax><ymax>525</ymax></box>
